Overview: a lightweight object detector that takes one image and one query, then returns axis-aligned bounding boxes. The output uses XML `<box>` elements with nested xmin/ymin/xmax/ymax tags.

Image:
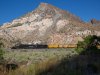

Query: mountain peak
<box><xmin>37</xmin><ymin>2</ymin><xmax>60</xmax><ymax>12</ymax></box>
<box><xmin>39</xmin><ymin>2</ymin><xmax>55</xmax><ymax>7</ymax></box>
<box><xmin>39</xmin><ymin>3</ymin><xmax>48</xmax><ymax>6</ymax></box>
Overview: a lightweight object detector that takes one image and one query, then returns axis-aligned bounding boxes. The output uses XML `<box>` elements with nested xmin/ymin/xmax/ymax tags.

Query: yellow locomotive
<box><xmin>48</xmin><ymin>44</ymin><xmax>77</xmax><ymax>48</ymax></box>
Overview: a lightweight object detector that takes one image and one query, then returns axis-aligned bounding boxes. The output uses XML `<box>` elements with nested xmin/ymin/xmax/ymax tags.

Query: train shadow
<box><xmin>37</xmin><ymin>48</ymin><xmax>100</xmax><ymax>75</ymax></box>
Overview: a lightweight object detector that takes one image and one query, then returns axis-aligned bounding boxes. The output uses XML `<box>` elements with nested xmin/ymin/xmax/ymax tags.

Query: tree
<box><xmin>75</xmin><ymin>35</ymin><xmax>99</xmax><ymax>54</ymax></box>
<box><xmin>75</xmin><ymin>41</ymin><xmax>85</xmax><ymax>53</ymax></box>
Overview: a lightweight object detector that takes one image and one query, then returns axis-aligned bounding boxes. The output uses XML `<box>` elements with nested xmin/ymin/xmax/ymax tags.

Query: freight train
<box><xmin>11</xmin><ymin>44</ymin><xmax>100</xmax><ymax>49</ymax></box>
<box><xmin>11</xmin><ymin>44</ymin><xmax>77</xmax><ymax>49</ymax></box>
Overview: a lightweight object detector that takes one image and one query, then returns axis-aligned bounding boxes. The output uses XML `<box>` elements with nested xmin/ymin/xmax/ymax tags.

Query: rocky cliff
<box><xmin>0</xmin><ymin>3</ymin><xmax>100</xmax><ymax>48</ymax></box>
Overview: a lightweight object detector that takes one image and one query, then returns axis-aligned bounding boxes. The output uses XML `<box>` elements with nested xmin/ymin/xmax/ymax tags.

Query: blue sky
<box><xmin>0</xmin><ymin>0</ymin><xmax>100</xmax><ymax>25</ymax></box>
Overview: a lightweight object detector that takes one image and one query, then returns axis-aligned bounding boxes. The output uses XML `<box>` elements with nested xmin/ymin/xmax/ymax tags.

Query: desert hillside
<box><xmin>0</xmin><ymin>3</ymin><xmax>100</xmax><ymax>48</ymax></box>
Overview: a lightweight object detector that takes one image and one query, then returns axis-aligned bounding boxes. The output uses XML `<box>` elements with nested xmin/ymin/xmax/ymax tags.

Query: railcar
<box><xmin>11</xmin><ymin>44</ymin><xmax>48</xmax><ymax>49</ymax></box>
<box><xmin>48</xmin><ymin>44</ymin><xmax>77</xmax><ymax>48</ymax></box>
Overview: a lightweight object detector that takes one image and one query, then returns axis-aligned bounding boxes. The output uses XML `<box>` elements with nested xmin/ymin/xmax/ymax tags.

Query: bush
<box><xmin>0</xmin><ymin>48</ymin><xmax>4</xmax><ymax>60</ymax></box>
<box><xmin>7</xmin><ymin>23</ymin><xmax>23</xmax><ymax>28</ymax></box>
<box><xmin>0</xmin><ymin>41</ymin><xmax>5</xmax><ymax>61</ymax></box>
<box><xmin>75</xmin><ymin>35</ymin><xmax>99</xmax><ymax>54</ymax></box>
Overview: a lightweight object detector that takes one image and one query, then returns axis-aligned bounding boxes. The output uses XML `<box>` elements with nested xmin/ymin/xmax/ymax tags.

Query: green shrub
<box><xmin>11</xmin><ymin>23</ymin><xmax>23</xmax><ymax>28</ymax></box>
<box><xmin>0</xmin><ymin>48</ymin><xmax>5</xmax><ymax>60</ymax></box>
<box><xmin>7</xmin><ymin>23</ymin><xmax>23</xmax><ymax>28</ymax></box>
<box><xmin>75</xmin><ymin>35</ymin><xmax>99</xmax><ymax>54</ymax></box>
<box><xmin>0</xmin><ymin>41</ymin><xmax>5</xmax><ymax>61</ymax></box>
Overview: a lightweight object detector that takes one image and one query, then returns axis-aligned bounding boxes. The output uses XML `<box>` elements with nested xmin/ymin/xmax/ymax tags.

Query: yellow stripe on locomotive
<box><xmin>48</xmin><ymin>44</ymin><xmax>59</xmax><ymax>48</ymax></box>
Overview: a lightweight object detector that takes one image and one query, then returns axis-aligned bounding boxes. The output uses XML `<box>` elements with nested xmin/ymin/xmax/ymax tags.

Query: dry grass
<box><xmin>6</xmin><ymin>57</ymin><xmax>59</xmax><ymax>75</ymax></box>
<box><xmin>0</xmin><ymin>48</ymin><xmax>100</xmax><ymax>75</ymax></box>
<box><xmin>0</xmin><ymin>49</ymin><xmax>76</xmax><ymax>75</ymax></box>
<box><xmin>4</xmin><ymin>49</ymin><xmax>75</xmax><ymax>63</ymax></box>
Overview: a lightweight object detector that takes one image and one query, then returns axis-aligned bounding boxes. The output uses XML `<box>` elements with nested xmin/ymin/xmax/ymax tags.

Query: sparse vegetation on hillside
<box><xmin>11</xmin><ymin>23</ymin><xmax>23</xmax><ymax>28</ymax></box>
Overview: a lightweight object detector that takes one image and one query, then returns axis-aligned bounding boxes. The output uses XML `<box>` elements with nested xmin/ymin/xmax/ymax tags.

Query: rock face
<box><xmin>0</xmin><ymin>3</ymin><xmax>100</xmax><ymax>48</ymax></box>
<box><xmin>91</xmin><ymin>19</ymin><xmax>100</xmax><ymax>26</ymax></box>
